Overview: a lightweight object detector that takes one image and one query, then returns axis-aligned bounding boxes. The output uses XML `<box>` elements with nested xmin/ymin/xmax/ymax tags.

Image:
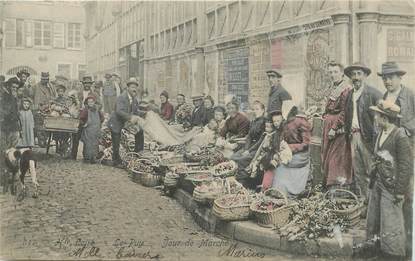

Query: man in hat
<box><xmin>103</xmin><ymin>73</ymin><xmax>117</xmax><ymax>114</ymax></box>
<box><xmin>266</xmin><ymin>69</ymin><xmax>292</xmax><ymax>114</ymax></box>
<box><xmin>33</xmin><ymin>72</ymin><xmax>56</xmax><ymax>110</ymax></box>
<box><xmin>111</xmin><ymin>72</ymin><xmax>122</xmax><ymax>96</ymax></box>
<box><xmin>190</xmin><ymin>95</ymin><xmax>209</xmax><ymax>127</ymax></box>
<box><xmin>344</xmin><ymin>62</ymin><xmax>382</xmax><ymax>202</ymax></box>
<box><xmin>365</xmin><ymin>100</ymin><xmax>413</xmax><ymax>259</ymax></box>
<box><xmin>16</xmin><ymin>69</ymin><xmax>30</xmax><ymax>88</ymax></box>
<box><xmin>107</xmin><ymin>77</ymin><xmax>146</xmax><ymax>167</ymax></box>
<box><xmin>378</xmin><ymin>61</ymin><xmax>415</xmax><ymax>256</ymax></box>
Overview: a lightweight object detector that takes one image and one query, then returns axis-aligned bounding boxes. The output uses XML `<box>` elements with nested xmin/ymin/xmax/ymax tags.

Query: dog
<box><xmin>4</xmin><ymin>147</ymin><xmax>39</xmax><ymax>198</ymax></box>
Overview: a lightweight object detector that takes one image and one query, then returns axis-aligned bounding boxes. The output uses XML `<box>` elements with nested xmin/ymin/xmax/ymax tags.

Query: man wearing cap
<box><xmin>78</xmin><ymin>75</ymin><xmax>98</xmax><ymax>107</ymax></box>
<box><xmin>366</xmin><ymin>100</ymin><xmax>413</xmax><ymax>259</ymax></box>
<box><xmin>266</xmin><ymin>69</ymin><xmax>292</xmax><ymax>114</ymax></box>
<box><xmin>378</xmin><ymin>61</ymin><xmax>415</xmax><ymax>256</ymax></box>
<box><xmin>107</xmin><ymin>78</ymin><xmax>146</xmax><ymax>167</ymax></box>
<box><xmin>103</xmin><ymin>73</ymin><xmax>117</xmax><ymax>114</ymax></box>
<box><xmin>344</xmin><ymin>62</ymin><xmax>382</xmax><ymax>202</ymax></box>
<box><xmin>33</xmin><ymin>72</ymin><xmax>56</xmax><ymax>110</ymax></box>
<box><xmin>190</xmin><ymin>95</ymin><xmax>209</xmax><ymax>127</ymax></box>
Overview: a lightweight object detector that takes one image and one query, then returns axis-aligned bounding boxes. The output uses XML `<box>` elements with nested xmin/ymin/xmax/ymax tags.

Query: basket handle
<box><xmin>263</xmin><ymin>188</ymin><xmax>288</xmax><ymax>205</ymax></box>
<box><xmin>324</xmin><ymin>189</ymin><xmax>359</xmax><ymax>204</ymax></box>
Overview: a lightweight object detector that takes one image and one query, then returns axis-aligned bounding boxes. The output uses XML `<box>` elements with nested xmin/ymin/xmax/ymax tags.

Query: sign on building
<box><xmin>387</xmin><ymin>29</ymin><xmax>414</xmax><ymax>62</ymax></box>
<box><xmin>224</xmin><ymin>47</ymin><xmax>249</xmax><ymax>110</ymax></box>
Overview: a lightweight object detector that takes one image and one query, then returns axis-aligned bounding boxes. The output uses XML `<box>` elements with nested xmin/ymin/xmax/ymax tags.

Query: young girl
<box><xmin>79</xmin><ymin>96</ymin><xmax>104</xmax><ymax>164</ymax></box>
<box><xmin>18</xmin><ymin>98</ymin><xmax>35</xmax><ymax>148</ymax></box>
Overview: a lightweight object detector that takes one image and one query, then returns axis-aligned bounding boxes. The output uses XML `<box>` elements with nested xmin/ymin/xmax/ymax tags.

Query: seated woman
<box><xmin>213</xmin><ymin>106</ymin><xmax>227</xmax><ymax>131</ymax></box>
<box><xmin>186</xmin><ymin>118</ymin><xmax>219</xmax><ymax>152</ymax></box>
<box><xmin>216</xmin><ymin>99</ymin><xmax>250</xmax><ymax>158</ymax></box>
<box><xmin>271</xmin><ymin>103</ymin><xmax>312</xmax><ymax>197</ymax></box>
<box><xmin>159</xmin><ymin>90</ymin><xmax>174</xmax><ymax>121</ymax></box>
<box><xmin>231</xmin><ymin>101</ymin><xmax>267</xmax><ymax>187</ymax></box>
<box><xmin>204</xmin><ymin>95</ymin><xmax>215</xmax><ymax>122</ymax></box>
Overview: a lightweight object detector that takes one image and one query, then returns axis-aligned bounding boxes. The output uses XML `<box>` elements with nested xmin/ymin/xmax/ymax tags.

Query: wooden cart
<box><xmin>43</xmin><ymin>116</ymin><xmax>79</xmax><ymax>155</ymax></box>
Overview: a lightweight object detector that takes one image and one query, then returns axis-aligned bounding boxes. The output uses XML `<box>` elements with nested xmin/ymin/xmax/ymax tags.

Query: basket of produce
<box><xmin>127</xmin><ymin>158</ymin><xmax>158</xmax><ymax>186</ymax></box>
<box><xmin>325</xmin><ymin>189</ymin><xmax>362</xmax><ymax>226</ymax></box>
<box><xmin>250</xmin><ymin>188</ymin><xmax>294</xmax><ymax>228</ymax></box>
<box><xmin>164</xmin><ymin>172</ymin><xmax>180</xmax><ymax>188</ymax></box>
<box><xmin>193</xmin><ymin>179</ymin><xmax>224</xmax><ymax>205</ymax></box>
<box><xmin>213</xmin><ymin>161</ymin><xmax>238</xmax><ymax>177</ymax></box>
<box><xmin>213</xmin><ymin>190</ymin><xmax>252</xmax><ymax>221</ymax></box>
<box><xmin>158</xmin><ymin>151</ymin><xmax>184</xmax><ymax>165</ymax></box>
<box><xmin>184</xmin><ymin>148</ymin><xmax>225</xmax><ymax>166</ymax></box>
<box><xmin>185</xmin><ymin>172</ymin><xmax>213</xmax><ymax>184</ymax></box>
<box><xmin>44</xmin><ymin>116</ymin><xmax>79</xmax><ymax>131</ymax></box>
<box><xmin>140</xmin><ymin>172</ymin><xmax>162</xmax><ymax>187</ymax></box>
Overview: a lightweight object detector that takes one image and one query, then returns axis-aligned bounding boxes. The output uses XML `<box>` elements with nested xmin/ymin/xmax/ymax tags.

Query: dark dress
<box><xmin>80</xmin><ymin>107</ymin><xmax>104</xmax><ymax>161</ymax></box>
<box><xmin>321</xmin><ymin>81</ymin><xmax>353</xmax><ymax>186</ymax></box>
<box><xmin>190</xmin><ymin>105</ymin><xmax>209</xmax><ymax>127</ymax></box>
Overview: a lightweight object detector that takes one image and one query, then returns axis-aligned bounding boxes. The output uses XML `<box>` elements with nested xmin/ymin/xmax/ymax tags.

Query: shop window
<box><xmin>68</xmin><ymin>23</ymin><xmax>81</xmax><ymax>49</ymax></box>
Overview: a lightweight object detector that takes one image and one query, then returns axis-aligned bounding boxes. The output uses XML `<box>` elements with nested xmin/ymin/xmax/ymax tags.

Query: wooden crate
<box><xmin>44</xmin><ymin>116</ymin><xmax>79</xmax><ymax>132</ymax></box>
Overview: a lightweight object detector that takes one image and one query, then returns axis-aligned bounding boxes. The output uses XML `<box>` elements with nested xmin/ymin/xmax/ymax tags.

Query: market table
<box><xmin>41</xmin><ymin>116</ymin><xmax>79</xmax><ymax>155</ymax></box>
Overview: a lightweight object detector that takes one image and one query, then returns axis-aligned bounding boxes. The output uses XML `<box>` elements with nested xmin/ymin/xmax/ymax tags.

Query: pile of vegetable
<box><xmin>175</xmin><ymin>103</ymin><xmax>193</xmax><ymax>121</ymax></box>
<box><xmin>213</xmin><ymin>161</ymin><xmax>237</xmax><ymax>177</ymax></box>
<box><xmin>185</xmin><ymin>147</ymin><xmax>225</xmax><ymax>166</ymax></box>
<box><xmin>278</xmin><ymin>193</ymin><xmax>349</xmax><ymax>241</ymax></box>
<box><xmin>158</xmin><ymin>144</ymin><xmax>186</xmax><ymax>154</ymax></box>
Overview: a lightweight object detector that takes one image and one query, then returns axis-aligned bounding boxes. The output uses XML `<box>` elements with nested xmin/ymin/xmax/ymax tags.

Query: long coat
<box><xmin>0</xmin><ymin>89</ymin><xmax>20</xmax><ymax>133</ymax></box>
<box><xmin>383</xmin><ymin>85</ymin><xmax>415</xmax><ymax>137</ymax></box>
<box><xmin>107</xmin><ymin>91</ymin><xmax>145</xmax><ymax>133</ymax></box>
<box><xmin>33</xmin><ymin>82</ymin><xmax>56</xmax><ymax>110</ymax></box>
<box><xmin>344</xmin><ymin>84</ymin><xmax>382</xmax><ymax>150</ymax></box>
<box><xmin>267</xmin><ymin>85</ymin><xmax>292</xmax><ymax>113</ymax></box>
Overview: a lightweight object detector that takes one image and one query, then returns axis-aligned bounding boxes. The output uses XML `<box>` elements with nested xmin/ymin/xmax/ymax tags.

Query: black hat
<box><xmin>126</xmin><ymin>77</ymin><xmax>139</xmax><ymax>87</ymax></box>
<box><xmin>41</xmin><ymin>72</ymin><xmax>50</xmax><ymax>79</ymax></box>
<box><xmin>266</xmin><ymin>69</ymin><xmax>282</xmax><ymax>78</ymax></box>
<box><xmin>105</xmin><ymin>73</ymin><xmax>112</xmax><ymax>79</ymax></box>
<box><xmin>6</xmin><ymin>77</ymin><xmax>20</xmax><ymax>88</ymax></box>
<box><xmin>377</xmin><ymin>61</ymin><xmax>406</xmax><ymax>77</ymax></box>
<box><xmin>344</xmin><ymin>62</ymin><xmax>371</xmax><ymax>77</ymax></box>
<box><xmin>82</xmin><ymin>75</ymin><xmax>94</xmax><ymax>84</ymax></box>
<box><xmin>213</xmin><ymin>106</ymin><xmax>226</xmax><ymax>114</ymax></box>
<box><xmin>17</xmin><ymin>69</ymin><xmax>30</xmax><ymax>78</ymax></box>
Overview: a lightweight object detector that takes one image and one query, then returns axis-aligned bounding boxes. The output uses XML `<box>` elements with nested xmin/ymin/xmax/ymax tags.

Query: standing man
<box><xmin>366</xmin><ymin>101</ymin><xmax>413</xmax><ymax>259</ymax></box>
<box><xmin>190</xmin><ymin>95</ymin><xmax>208</xmax><ymax>127</ymax></box>
<box><xmin>266</xmin><ymin>69</ymin><xmax>292</xmax><ymax>114</ymax></box>
<box><xmin>107</xmin><ymin>78</ymin><xmax>146</xmax><ymax>167</ymax></box>
<box><xmin>112</xmin><ymin>72</ymin><xmax>122</xmax><ymax>97</ymax></box>
<box><xmin>344</xmin><ymin>62</ymin><xmax>382</xmax><ymax>202</ymax></box>
<box><xmin>103</xmin><ymin>73</ymin><xmax>117</xmax><ymax>114</ymax></box>
<box><xmin>378</xmin><ymin>61</ymin><xmax>415</xmax><ymax>255</ymax></box>
<box><xmin>0</xmin><ymin>78</ymin><xmax>20</xmax><ymax>151</ymax></box>
<box><xmin>33</xmin><ymin>72</ymin><xmax>56</xmax><ymax>110</ymax></box>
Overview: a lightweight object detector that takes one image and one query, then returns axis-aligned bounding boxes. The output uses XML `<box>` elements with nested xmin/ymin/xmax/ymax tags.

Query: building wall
<box><xmin>84</xmin><ymin>0</ymin><xmax>414</xmax><ymax>109</ymax></box>
<box><xmin>1</xmin><ymin>1</ymin><xmax>86</xmax><ymax>81</ymax></box>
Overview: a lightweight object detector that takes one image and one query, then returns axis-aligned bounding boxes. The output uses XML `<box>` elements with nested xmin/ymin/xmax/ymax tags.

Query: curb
<box><xmin>173</xmin><ymin>189</ymin><xmax>364</xmax><ymax>257</ymax></box>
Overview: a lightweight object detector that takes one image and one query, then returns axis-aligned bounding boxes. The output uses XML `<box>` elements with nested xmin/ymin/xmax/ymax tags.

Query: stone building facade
<box><xmin>84</xmin><ymin>1</ymin><xmax>414</xmax><ymax>109</ymax></box>
<box><xmin>0</xmin><ymin>1</ymin><xmax>86</xmax><ymax>81</ymax></box>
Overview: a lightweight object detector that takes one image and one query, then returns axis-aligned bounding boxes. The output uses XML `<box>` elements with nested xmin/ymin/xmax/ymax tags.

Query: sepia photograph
<box><xmin>0</xmin><ymin>0</ymin><xmax>414</xmax><ymax>260</ymax></box>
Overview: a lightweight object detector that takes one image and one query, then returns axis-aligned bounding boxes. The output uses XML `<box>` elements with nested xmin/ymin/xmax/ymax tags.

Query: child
<box><xmin>18</xmin><ymin>97</ymin><xmax>35</xmax><ymax>148</ymax></box>
<box><xmin>79</xmin><ymin>96</ymin><xmax>104</xmax><ymax>164</ymax></box>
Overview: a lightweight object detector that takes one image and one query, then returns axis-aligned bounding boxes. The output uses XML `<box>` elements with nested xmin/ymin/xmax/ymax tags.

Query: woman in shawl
<box><xmin>17</xmin><ymin>98</ymin><xmax>35</xmax><ymax>148</ymax></box>
<box><xmin>80</xmin><ymin>96</ymin><xmax>104</xmax><ymax>164</ymax></box>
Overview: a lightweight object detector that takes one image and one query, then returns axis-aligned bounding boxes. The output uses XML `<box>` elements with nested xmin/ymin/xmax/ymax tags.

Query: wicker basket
<box><xmin>325</xmin><ymin>189</ymin><xmax>362</xmax><ymax>227</ymax></box>
<box><xmin>164</xmin><ymin>172</ymin><xmax>180</xmax><ymax>188</ymax></box>
<box><xmin>129</xmin><ymin>169</ymin><xmax>143</xmax><ymax>184</ymax></box>
<box><xmin>44</xmin><ymin>116</ymin><xmax>79</xmax><ymax>131</ymax></box>
<box><xmin>250</xmin><ymin>188</ymin><xmax>294</xmax><ymax>228</ymax></box>
<box><xmin>193</xmin><ymin>188</ymin><xmax>222</xmax><ymax>205</ymax></box>
<box><xmin>139</xmin><ymin>172</ymin><xmax>162</xmax><ymax>187</ymax></box>
<box><xmin>213</xmin><ymin>191</ymin><xmax>251</xmax><ymax>221</ymax></box>
<box><xmin>213</xmin><ymin>161</ymin><xmax>238</xmax><ymax>177</ymax></box>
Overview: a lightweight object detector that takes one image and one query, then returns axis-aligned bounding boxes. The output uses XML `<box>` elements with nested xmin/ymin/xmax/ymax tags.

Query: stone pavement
<box><xmin>1</xmin><ymin>152</ymin><xmax>361</xmax><ymax>260</ymax></box>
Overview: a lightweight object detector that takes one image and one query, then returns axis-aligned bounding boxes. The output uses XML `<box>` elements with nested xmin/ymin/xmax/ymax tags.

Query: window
<box><xmin>53</xmin><ymin>23</ymin><xmax>65</xmax><ymax>48</ymax></box>
<box><xmin>57</xmin><ymin>63</ymin><xmax>71</xmax><ymax>79</ymax></box>
<box><xmin>34</xmin><ymin>21</ymin><xmax>52</xmax><ymax>47</ymax></box>
<box><xmin>16</xmin><ymin>19</ymin><xmax>24</xmax><ymax>47</ymax></box>
<box><xmin>68</xmin><ymin>23</ymin><xmax>81</xmax><ymax>49</ymax></box>
<box><xmin>25</xmin><ymin>21</ymin><xmax>33</xmax><ymax>47</ymax></box>
<box><xmin>78</xmin><ymin>64</ymin><xmax>86</xmax><ymax>80</ymax></box>
<box><xmin>4</xmin><ymin>18</ymin><xmax>16</xmax><ymax>47</ymax></box>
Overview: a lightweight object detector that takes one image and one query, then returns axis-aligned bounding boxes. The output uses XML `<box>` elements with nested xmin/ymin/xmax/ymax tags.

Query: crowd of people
<box><xmin>0</xmin><ymin>60</ymin><xmax>414</xmax><ymax>259</ymax></box>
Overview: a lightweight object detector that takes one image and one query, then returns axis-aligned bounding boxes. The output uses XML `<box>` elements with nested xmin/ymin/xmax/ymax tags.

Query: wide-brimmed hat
<box><xmin>126</xmin><ymin>77</ymin><xmax>139</xmax><ymax>87</ymax></box>
<box><xmin>370</xmin><ymin>100</ymin><xmax>402</xmax><ymax>119</ymax></box>
<box><xmin>266</xmin><ymin>69</ymin><xmax>282</xmax><ymax>78</ymax></box>
<box><xmin>17</xmin><ymin>69</ymin><xmax>30</xmax><ymax>78</ymax></box>
<box><xmin>55</xmin><ymin>82</ymin><xmax>66</xmax><ymax>92</ymax></box>
<box><xmin>82</xmin><ymin>75</ymin><xmax>94</xmax><ymax>84</ymax></box>
<box><xmin>67</xmin><ymin>89</ymin><xmax>78</xmax><ymax>98</ymax></box>
<box><xmin>377</xmin><ymin>61</ymin><xmax>406</xmax><ymax>77</ymax></box>
<box><xmin>41</xmin><ymin>72</ymin><xmax>50</xmax><ymax>79</ymax></box>
<box><xmin>344</xmin><ymin>62</ymin><xmax>371</xmax><ymax>77</ymax></box>
<box><xmin>105</xmin><ymin>73</ymin><xmax>112</xmax><ymax>79</ymax></box>
<box><xmin>22</xmin><ymin>97</ymin><xmax>33</xmax><ymax>104</ymax></box>
<box><xmin>112</xmin><ymin>72</ymin><xmax>120</xmax><ymax>78</ymax></box>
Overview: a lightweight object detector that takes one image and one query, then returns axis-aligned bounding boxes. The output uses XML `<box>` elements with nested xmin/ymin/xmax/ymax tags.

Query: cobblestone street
<box><xmin>0</xmin><ymin>151</ymin><xmax>362</xmax><ymax>261</ymax></box>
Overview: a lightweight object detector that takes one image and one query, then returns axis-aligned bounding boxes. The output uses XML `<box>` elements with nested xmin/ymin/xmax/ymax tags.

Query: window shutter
<box><xmin>25</xmin><ymin>21</ymin><xmax>33</xmax><ymax>47</ymax></box>
<box><xmin>4</xmin><ymin>18</ymin><xmax>16</xmax><ymax>47</ymax></box>
<box><xmin>53</xmin><ymin>22</ymin><xmax>65</xmax><ymax>48</ymax></box>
